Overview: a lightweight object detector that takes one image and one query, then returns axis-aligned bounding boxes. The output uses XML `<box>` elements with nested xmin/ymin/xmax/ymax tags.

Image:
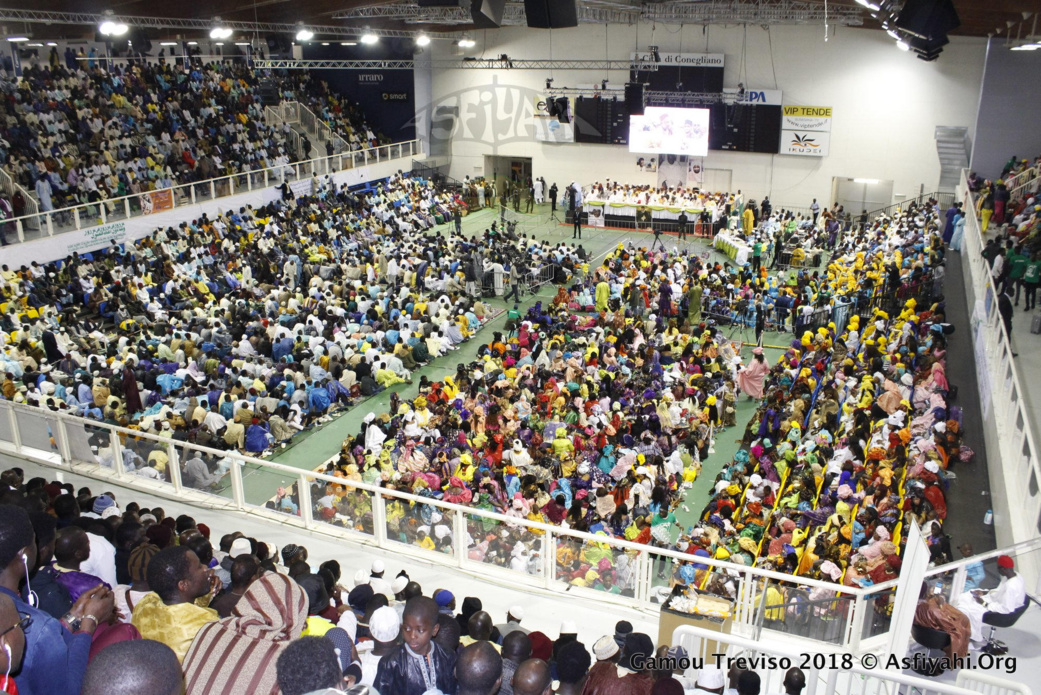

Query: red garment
<box><xmin>0</xmin><ymin>675</ymin><xmax>18</xmax><ymax>695</ymax></box>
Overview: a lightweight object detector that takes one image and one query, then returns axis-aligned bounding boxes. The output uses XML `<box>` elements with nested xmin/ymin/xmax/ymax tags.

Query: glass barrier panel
<box><xmin>0</xmin><ymin>403</ymin><xmax>15</xmax><ymax>446</ymax></box>
<box><xmin>465</xmin><ymin>511</ymin><xmax>542</xmax><ymax>577</ymax></box>
<box><xmin>313</xmin><ymin>482</ymin><xmax>375</xmax><ymax>538</ymax></box>
<box><xmin>753</xmin><ymin>579</ymin><xmax>854</xmax><ymax>645</ymax></box>
<box><xmin>249</xmin><ymin>471</ymin><xmax>305</xmax><ymax>518</ymax></box>
<box><xmin>65</xmin><ymin>418</ymin><xmax>109</xmax><ymax>466</ymax></box>
<box><xmin>555</xmin><ymin>535</ymin><xmax>635</xmax><ymax>597</ymax></box>
<box><xmin>386</xmin><ymin>495</ymin><xmax>456</xmax><ymax>557</ymax></box>
<box><xmin>860</xmin><ymin>586</ymin><xmax>897</xmax><ymax>641</ymax></box>
<box><xmin>119</xmin><ymin>432</ymin><xmax>177</xmax><ymax>492</ymax></box>
<box><xmin>15</xmin><ymin>407</ymin><xmax>62</xmax><ymax>458</ymax></box>
<box><xmin>174</xmin><ymin>442</ymin><xmax>235</xmax><ymax>501</ymax></box>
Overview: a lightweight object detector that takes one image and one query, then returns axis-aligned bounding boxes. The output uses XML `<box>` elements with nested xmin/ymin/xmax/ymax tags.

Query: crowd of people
<box><xmin>0</xmin><ymin>58</ymin><xmax>384</xmax><ymax>217</ymax></box>
<box><xmin>0</xmin><ymin>171</ymin><xmax>595</xmax><ymax>488</ymax></box>
<box><xmin>255</xmin><ymin>195</ymin><xmax>965</xmax><ymax>628</ymax></box>
<box><xmin>0</xmin><ymin>475</ymin><xmax>814</xmax><ymax>695</ymax></box>
<box><xmin>277</xmin><ymin>73</ymin><xmax>383</xmax><ymax>154</ymax></box>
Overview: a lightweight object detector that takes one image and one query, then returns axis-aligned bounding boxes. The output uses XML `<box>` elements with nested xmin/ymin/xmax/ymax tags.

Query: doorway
<box><xmin>831</xmin><ymin>177</ymin><xmax>894</xmax><ymax>219</ymax></box>
<box><xmin>485</xmin><ymin>156</ymin><xmax>532</xmax><ymax>198</ymax></box>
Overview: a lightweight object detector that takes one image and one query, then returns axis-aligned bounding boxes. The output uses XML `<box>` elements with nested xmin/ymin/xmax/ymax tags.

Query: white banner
<box><xmin>779</xmin><ymin>130</ymin><xmax>830</xmax><ymax>157</ymax></box>
<box><xmin>781</xmin><ymin>105</ymin><xmax>832</xmax><ymax>132</ymax></box>
<box><xmin>723</xmin><ymin>87</ymin><xmax>783</xmax><ymax>106</ymax></box>
<box><xmin>532</xmin><ymin>96</ymin><xmax>575</xmax><ymax>143</ymax></box>
<box><xmin>687</xmin><ymin>157</ymin><xmax>705</xmax><ymax>186</ymax></box>
<box><xmin>630</xmin><ymin>52</ymin><xmax>724</xmax><ymax>67</ymax></box>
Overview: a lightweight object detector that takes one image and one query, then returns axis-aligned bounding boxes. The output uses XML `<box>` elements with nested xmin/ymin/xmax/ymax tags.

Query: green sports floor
<box><xmin>222</xmin><ymin>204</ymin><xmax>792</xmax><ymax>533</ymax></box>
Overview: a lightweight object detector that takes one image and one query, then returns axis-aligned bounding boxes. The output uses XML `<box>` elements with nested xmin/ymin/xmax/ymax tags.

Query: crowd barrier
<box><xmin>959</xmin><ymin>169</ymin><xmax>1041</xmax><ymax>569</ymax></box>
<box><xmin>3</xmin><ymin>392</ymin><xmax>1040</xmax><ymax>657</ymax></box>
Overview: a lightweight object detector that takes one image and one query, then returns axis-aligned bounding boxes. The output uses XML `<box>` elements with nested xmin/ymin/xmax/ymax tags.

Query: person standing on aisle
<box><xmin>525</xmin><ymin>182</ymin><xmax>535</xmax><ymax>213</ymax></box>
<box><xmin>810</xmin><ymin>198</ymin><xmax>820</xmax><ymax>225</ymax></box>
<box><xmin>512</xmin><ymin>185</ymin><xmax>521</xmax><ymax>213</ymax></box>
<box><xmin>770</xmin><ymin>228</ymin><xmax>784</xmax><ymax>269</ymax></box>
<box><xmin>549</xmin><ymin>183</ymin><xmax>558</xmax><ymax>212</ymax></box>
<box><xmin>454</xmin><ymin>206</ymin><xmax>463</xmax><ymax>235</ymax></box>
<box><xmin>1023</xmin><ymin>252</ymin><xmax>1040</xmax><ymax>312</ymax></box>
<box><xmin>677</xmin><ymin>211</ymin><xmax>688</xmax><ymax>241</ymax></box>
<box><xmin>998</xmin><ymin>286</ymin><xmax>1017</xmax><ymax>357</ymax></box>
<box><xmin>534</xmin><ymin>177</ymin><xmax>545</xmax><ymax>204</ymax></box>
<box><xmin>504</xmin><ymin>260</ymin><xmax>524</xmax><ymax>306</ymax></box>
<box><xmin>570</xmin><ymin>183</ymin><xmax>583</xmax><ymax>239</ymax></box>
<box><xmin>751</xmin><ymin>238</ymin><xmax>763</xmax><ymax>274</ymax></box>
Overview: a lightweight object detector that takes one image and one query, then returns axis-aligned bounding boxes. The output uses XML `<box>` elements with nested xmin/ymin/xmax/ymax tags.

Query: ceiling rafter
<box><xmin>0</xmin><ymin>8</ymin><xmax>455</xmax><ymax>39</ymax></box>
<box><xmin>333</xmin><ymin>0</ymin><xmax>862</xmax><ymax>28</ymax></box>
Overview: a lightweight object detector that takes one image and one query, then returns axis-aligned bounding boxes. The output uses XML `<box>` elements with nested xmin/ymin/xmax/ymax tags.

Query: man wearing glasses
<box><xmin>0</xmin><ymin>505</ymin><xmax>116</xmax><ymax>695</ymax></box>
<box><xmin>0</xmin><ymin>593</ymin><xmax>28</xmax><ymax>693</ymax></box>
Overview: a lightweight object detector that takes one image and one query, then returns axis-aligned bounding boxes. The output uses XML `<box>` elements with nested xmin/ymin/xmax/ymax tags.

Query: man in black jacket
<box><xmin>374</xmin><ymin>596</ymin><xmax>457</xmax><ymax>695</ymax></box>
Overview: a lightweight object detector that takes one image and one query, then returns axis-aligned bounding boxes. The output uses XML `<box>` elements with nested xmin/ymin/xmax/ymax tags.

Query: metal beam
<box><xmin>333</xmin><ymin>0</ymin><xmax>862</xmax><ymax>28</ymax></box>
<box><xmin>254</xmin><ymin>58</ymin><xmax>655</xmax><ymax>70</ymax></box>
<box><xmin>0</xmin><ymin>9</ymin><xmax>456</xmax><ymax>39</ymax></box>
<box><xmin>333</xmin><ymin>2</ymin><xmax>639</xmax><ymax>26</ymax></box>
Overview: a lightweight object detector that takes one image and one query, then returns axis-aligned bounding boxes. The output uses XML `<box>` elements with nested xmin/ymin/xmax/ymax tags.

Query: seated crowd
<box><xmin>277</xmin><ymin>73</ymin><xmax>383</xmax><ymax>153</ymax></box>
<box><xmin>272</xmin><ymin>199</ymin><xmax>968</xmax><ymax>617</ymax></box>
<box><xmin>0</xmin><ymin>171</ymin><xmax>590</xmax><ymax>484</ymax></box>
<box><xmin>0</xmin><ymin>58</ymin><xmax>383</xmax><ymax>215</ymax></box>
<box><xmin>0</xmin><ymin>478</ymin><xmax>804</xmax><ymax>695</ymax></box>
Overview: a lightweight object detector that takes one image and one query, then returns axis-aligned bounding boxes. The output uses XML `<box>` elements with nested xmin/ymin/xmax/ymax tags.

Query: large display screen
<box><xmin>628</xmin><ymin>106</ymin><xmax>710</xmax><ymax>156</ymax></box>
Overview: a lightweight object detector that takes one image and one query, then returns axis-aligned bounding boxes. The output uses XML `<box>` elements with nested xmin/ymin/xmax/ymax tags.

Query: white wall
<box><xmin>425</xmin><ymin>24</ymin><xmax>986</xmax><ymax>208</ymax></box>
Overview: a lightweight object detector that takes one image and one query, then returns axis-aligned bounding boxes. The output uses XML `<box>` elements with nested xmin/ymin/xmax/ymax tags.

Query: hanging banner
<box><xmin>780</xmin><ymin>130</ymin><xmax>830</xmax><ymax>157</ymax></box>
<box><xmin>687</xmin><ymin>157</ymin><xmax>705</xmax><ymax>186</ymax></box>
<box><xmin>142</xmin><ymin>189</ymin><xmax>174</xmax><ymax>215</ymax></box>
<box><xmin>782</xmin><ymin>105</ymin><xmax>833</xmax><ymax>132</ymax></box>
<box><xmin>723</xmin><ymin>87</ymin><xmax>783</xmax><ymax>105</ymax></box>
<box><xmin>587</xmin><ymin>205</ymin><xmax>606</xmax><ymax>228</ymax></box>
<box><xmin>532</xmin><ymin>96</ymin><xmax>575</xmax><ymax>143</ymax></box>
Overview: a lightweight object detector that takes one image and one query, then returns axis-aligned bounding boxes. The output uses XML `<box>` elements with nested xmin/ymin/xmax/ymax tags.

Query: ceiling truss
<box><xmin>0</xmin><ymin>9</ymin><xmax>455</xmax><ymax>40</ymax></box>
<box><xmin>254</xmin><ymin>58</ymin><xmax>656</xmax><ymax>70</ymax></box>
<box><xmin>334</xmin><ymin>0</ymin><xmax>864</xmax><ymax>28</ymax></box>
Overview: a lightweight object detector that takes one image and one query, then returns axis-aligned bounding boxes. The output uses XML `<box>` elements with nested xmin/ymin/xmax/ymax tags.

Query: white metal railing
<box><xmin>0</xmin><ymin>166</ymin><xmax>41</xmax><ymax>231</ymax></box>
<box><xmin>0</xmin><ymin>137</ymin><xmax>422</xmax><ymax>244</ymax></box>
<box><xmin>3</xmin><ymin>389</ymin><xmax>1038</xmax><ymax>656</ymax></box>
<box><xmin>1004</xmin><ymin>164</ymin><xmax>1039</xmax><ymax>196</ymax></box>
<box><xmin>294</xmin><ymin>100</ymin><xmax>351</xmax><ymax>155</ymax></box>
<box><xmin>960</xmin><ymin>168</ymin><xmax>1041</xmax><ymax>562</ymax></box>
<box><xmin>957</xmin><ymin>671</ymin><xmax>1033</xmax><ymax>695</ymax></box>
<box><xmin>673</xmin><ymin>625</ymin><xmax>1028</xmax><ymax>695</ymax></box>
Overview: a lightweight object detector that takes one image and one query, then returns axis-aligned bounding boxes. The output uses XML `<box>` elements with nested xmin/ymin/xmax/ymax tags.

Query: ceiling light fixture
<box><xmin>295</xmin><ymin>28</ymin><xmax>314</xmax><ymax>41</ymax></box>
<box><xmin>6</xmin><ymin>37</ymin><xmax>29</xmax><ymax>43</ymax></box>
<box><xmin>416</xmin><ymin>34</ymin><xmax>431</xmax><ymax>47</ymax></box>
<box><xmin>160</xmin><ymin>41</ymin><xmax>178</xmax><ymax>46</ymax></box>
<box><xmin>341</xmin><ymin>41</ymin><xmax>357</xmax><ymax>46</ymax></box>
<box><xmin>99</xmin><ymin>20</ymin><xmax>128</xmax><ymax>36</ymax></box>
<box><xmin>896</xmin><ymin>39</ymin><xmax>910</xmax><ymax>51</ymax></box>
<box><xmin>458</xmin><ymin>37</ymin><xmax>476</xmax><ymax>48</ymax></box>
<box><xmin>361</xmin><ymin>32</ymin><xmax>379</xmax><ymax>45</ymax></box>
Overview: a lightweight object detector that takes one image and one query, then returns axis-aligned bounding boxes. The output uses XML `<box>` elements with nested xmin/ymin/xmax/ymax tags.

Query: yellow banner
<box><xmin>782</xmin><ymin>105</ymin><xmax>832</xmax><ymax>118</ymax></box>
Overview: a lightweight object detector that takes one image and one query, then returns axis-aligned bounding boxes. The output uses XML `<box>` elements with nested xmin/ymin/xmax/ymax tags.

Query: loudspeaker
<box><xmin>266</xmin><ymin>34</ymin><xmax>292</xmax><ymax>55</ymax></box>
<box><xmin>524</xmin><ymin>0</ymin><xmax>579</xmax><ymax>28</ymax></box>
<box><xmin>625</xmin><ymin>83</ymin><xmax>644</xmax><ymax>116</ymax></box>
<box><xmin>555</xmin><ymin>97</ymin><xmax>571</xmax><ymax>124</ymax></box>
<box><xmin>471</xmin><ymin>0</ymin><xmax>506</xmax><ymax>29</ymax></box>
<box><xmin>895</xmin><ymin>0</ymin><xmax>960</xmax><ymax>40</ymax></box>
